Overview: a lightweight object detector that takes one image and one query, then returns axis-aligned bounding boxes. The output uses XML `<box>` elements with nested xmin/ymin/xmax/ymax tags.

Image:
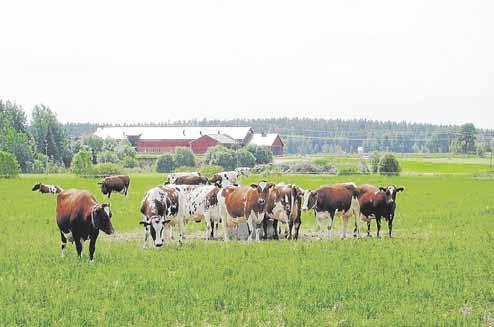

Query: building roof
<box><xmin>94</xmin><ymin>126</ymin><xmax>253</xmax><ymax>141</ymax></box>
<box><xmin>204</xmin><ymin>133</ymin><xmax>236</xmax><ymax>144</ymax></box>
<box><xmin>249</xmin><ymin>133</ymin><xmax>283</xmax><ymax>146</ymax></box>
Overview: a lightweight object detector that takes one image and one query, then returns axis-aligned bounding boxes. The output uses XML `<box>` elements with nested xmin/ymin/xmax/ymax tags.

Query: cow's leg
<box><xmin>327</xmin><ymin>212</ymin><xmax>335</xmax><ymax>241</ymax></box>
<box><xmin>288</xmin><ymin>221</ymin><xmax>293</xmax><ymax>240</ymax></box>
<box><xmin>388</xmin><ymin>215</ymin><xmax>394</xmax><ymax>238</ymax></box>
<box><xmin>89</xmin><ymin>232</ymin><xmax>99</xmax><ymax>262</ymax></box>
<box><xmin>315</xmin><ymin>211</ymin><xmax>324</xmax><ymax>238</ymax></box>
<box><xmin>262</xmin><ymin>219</ymin><xmax>269</xmax><ymax>240</ymax></box>
<box><xmin>273</xmin><ymin>220</ymin><xmax>280</xmax><ymax>240</ymax></box>
<box><xmin>60</xmin><ymin>231</ymin><xmax>67</xmax><ymax>258</ymax></box>
<box><xmin>142</xmin><ymin>215</ymin><xmax>150</xmax><ymax>248</ymax></box>
<box><xmin>376</xmin><ymin>216</ymin><xmax>382</xmax><ymax>238</ymax></box>
<box><xmin>204</xmin><ymin>211</ymin><xmax>212</xmax><ymax>241</ymax></box>
<box><xmin>73</xmin><ymin>234</ymin><xmax>83</xmax><ymax>259</ymax></box>
<box><xmin>108</xmin><ymin>192</ymin><xmax>111</xmax><ymax>199</ymax></box>
<box><xmin>367</xmin><ymin>220</ymin><xmax>372</xmax><ymax>237</ymax></box>
<box><xmin>294</xmin><ymin>220</ymin><xmax>301</xmax><ymax>240</ymax></box>
<box><xmin>341</xmin><ymin>215</ymin><xmax>349</xmax><ymax>240</ymax></box>
<box><xmin>353</xmin><ymin>209</ymin><xmax>361</xmax><ymax>239</ymax></box>
<box><xmin>178</xmin><ymin>217</ymin><xmax>186</xmax><ymax>245</ymax></box>
<box><xmin>222</xmin><ymin>212</ymin><xmax>230</xmax><ymax>242</ymax></box>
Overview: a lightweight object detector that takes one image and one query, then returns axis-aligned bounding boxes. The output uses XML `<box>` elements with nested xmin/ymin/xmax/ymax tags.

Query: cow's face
<box><xmin>94</xmin><ymin>204</ymin><xmax>114</xmax><ymax>235</ymax></box>
<box><xmin>379</xmin><ymin>186</ymin><xmax>405</xmax><ymax>204</ymax></box>
<box><xmin>32</xmin><ymin>183</ymin><xmax>41</xmax><ymax>192</ymax></box>
<box><xmin>302</xmin><ymin>190</ymin><xmax>317</xmax><ymax>211</ymax></box>
<box><xmin>98</xmin><ymin>181</ymin><xmax>109</xmax><ymax>194</ymax></box>
<box><xmin>141</xmin><ymin>215</ymin><xmax>166</xmax><ymax>247</ymax></box>
<box><xmin>251</xmin><ymin>182</ymin><xmax>274</xmax><ymax>208</ymax></box>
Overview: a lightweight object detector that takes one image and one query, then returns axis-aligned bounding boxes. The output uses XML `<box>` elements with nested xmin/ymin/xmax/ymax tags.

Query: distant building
<box><xmin>249</xmin><ymin>133</ymin><xmax>285</xmax><ymax>156</ymax></box>
<box><xmin>93</xmin><ymin>126</ymin><xmax>284</xmax><ymax>155</ymax></box>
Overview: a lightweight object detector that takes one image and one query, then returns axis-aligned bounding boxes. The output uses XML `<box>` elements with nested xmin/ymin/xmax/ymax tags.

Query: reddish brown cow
<box><xmin>302</xmin><ymin>183</ymin><xmax>361</xmax><ymax>240</ymax></box>
<box><xmin>218</xmin><ymin>182</ymin><xmax>275</xmax><ymax>241</ymax></box>
<box><xmin>359</xmin><ymin>185</ymin><xmax>405</xmax><ymax>238</ymax></box>
<box><xmin>173</xmin><ymin>175</ymin><xmax>209</xmax><ymax>185</ymax></box>
<box><xmin>265</xmin><ymin>184</ymin><xmax>304</xmax><ymax>240</ymax></box>
<box><xmin>56</xmin><ymin>189</ymin><xmax>113</xmax><ymax>261</ymax></box>
<box><xmin>32</xmin><ymin>183</ymin><xmax>64</xmax><ymax>194</ymax></box>
<box><xmin>98</xmin><ymin>175</ymin><xmax>130</xmax><ymax>198</ymax></box>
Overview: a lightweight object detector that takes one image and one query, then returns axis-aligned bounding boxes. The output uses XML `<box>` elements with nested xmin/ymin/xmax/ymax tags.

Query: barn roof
<box><xmin>249</xmin><ymin>133</ymin><xmax>283</xmax><ymax>146</ymax></box>
<box><xmin>205</xmin><ymin>134</ymin><xmax>236</xmax><ymax>144</ymax></box>
<box><xmin>94</xmin><ymin>127</ymin><xmax>253</xmax><ymax>141</ymax></box>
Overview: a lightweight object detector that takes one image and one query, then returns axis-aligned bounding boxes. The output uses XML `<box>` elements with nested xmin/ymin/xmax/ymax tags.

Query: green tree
<box><xmin>156</xmin><ymin>154</ymin><xmax>175</xmax><ymax>173</ymax></box>
<box><xmin>97</xmin><ymin>150</ymin><xmax>120</xmax><ymax>164</ymax></box>
<box><xmin>0</xmin><ymin>128</ymin><xmax>34</xmax><ymax>172</ymax></box>
<box><xmin>116</xmin><ymin>143</ymin><xmax>137</xmax><ymax>160</ymax></box>
<box><xmin>455</xmin><ymin>123</ymin><xmax>477</xmax><ymax>154</ymax></box>
<box><xmin>236</xmin><ymin>149</ymin><xmax>256</xmax><ymax>167</ymax></box>
<box><xmin>81</xmin><ymin>135</ymin><xmax>104</xmax><ymax>164</ymax></box>
<box><xmin>174</xmin><ymin>147</ymin><xmax>196</xmax><ymax>167</ymax></box>
<box><xmin>379</xmin><ymin>154</ymin><xmax>401</xmax><ymax>175</ymax></box>
<box><xmin>205</xmin><ymin>146</ymin><xmax>237</xmax><ymax>170</ymax></box>
<box><xmin>370</xmin><ymin>152</ymin><xmax>381</xmax><ymax>173</ymax></box>
<box><xmin>0</xmin><ymin>151</ymin><xmax>20</xmax><ymax>178</ymax></box>
<box><xmin>254</xmin><ymin>146</ymin><xmax>273</xmax><ymax>164</ymax></box>
<box><xmin>71</xmin><ymin>149</ymin><xmax>93</xmax><ymax>176</ymax></box>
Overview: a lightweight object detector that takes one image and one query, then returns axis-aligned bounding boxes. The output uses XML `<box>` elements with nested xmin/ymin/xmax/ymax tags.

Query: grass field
<box><xmin>1</xmin><ymin>163</ymin><xmax>494</xmax><ymax>325</ymax></box>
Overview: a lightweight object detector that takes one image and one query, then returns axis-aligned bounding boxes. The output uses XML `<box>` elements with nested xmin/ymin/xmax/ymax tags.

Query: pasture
<box><xmin>1</xmin><ymin>170</ymin><xmax>494</xmax><ymax>325</ymax></box>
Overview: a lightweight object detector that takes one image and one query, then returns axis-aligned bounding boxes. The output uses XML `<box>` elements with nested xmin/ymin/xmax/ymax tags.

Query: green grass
<box><xmin>1</xmin><ymin>173</ymin><xmax>494</xmax><ymax>326</ymax></box>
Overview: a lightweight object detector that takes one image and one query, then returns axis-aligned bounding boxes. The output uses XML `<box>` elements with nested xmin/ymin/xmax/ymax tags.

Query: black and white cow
<box><xmin>210</xmin><ymin>171</ymin><xmax>241</xmax><ymax>187</ymax></box>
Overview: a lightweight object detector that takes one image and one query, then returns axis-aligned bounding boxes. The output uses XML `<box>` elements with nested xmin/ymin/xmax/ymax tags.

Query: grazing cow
<box><xmin>218</xmin><ymin>182</ymin><xmax>275</xmax><ymax>241</ymax></box>
<box><xmin>235</xmin><ymin>167</ymin><xmax>251</xmax><ymax>176</ymax></box>
<box><xmin>172</xmin><ymin>175</ymin><xmax>209</xmax><ymax>186</ymax></box>
<box><xmin>174</xmin><ymin>185</ymin><xmax>221</xmax><ymax>243</ymax></box>
<box><xmin>98</xmin><ymin>175</ymin><xmax>130</xmax><ymax>198</ymax></box>
<box><xmin>302</xmin><ymin>183</ymin><xmax>361</xmax><ymax>240</ymax></box>
<box><xmin>32</xmin><ymin>183</ymin><xmax>64</xmax><ymax>194</ymax></box>
<box><xmin>359</xmin><ymin>185</ymin><xmax>405</xmax><ymax>238</ymax></box>
<box><xmin>166</xmin><ymin>172</ymin><xmax>200</xmax><ymax>184</ymax></box>
<box><xmin>264</xmin><ymin>184</ymin><xmax>304</xmax><ymax>240</ymax></box>
<box><xmin>210</xmin><ymin>171</ymin><xmax>241</xmax><ymax>187</ymax></box>
<box><xmin>139</xmin><ymin>187</ymin><xmax>177</xmax><ymax>248</ymax></box>
<box><xmin>56</xmin><ymin>189</ymin><xmax>113</xmax><ymax>261</ymax></box>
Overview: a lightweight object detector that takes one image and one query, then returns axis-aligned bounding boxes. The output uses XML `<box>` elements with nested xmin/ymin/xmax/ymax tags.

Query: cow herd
<box><xmin>32</xmin><ymin>169</ymin><xmax>405</xmax><ymax>261</ymax></box>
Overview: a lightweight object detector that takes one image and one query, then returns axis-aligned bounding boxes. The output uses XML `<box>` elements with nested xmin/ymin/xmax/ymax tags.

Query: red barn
<box><xmin>249</xmin><ymin>133</ymin><xmax>284</xmax><ymax>156</ymax></box>
<box><xmin>190</xmin><ymin>134</ymin><xmax>237</xmax><ymax>154</ymax></box>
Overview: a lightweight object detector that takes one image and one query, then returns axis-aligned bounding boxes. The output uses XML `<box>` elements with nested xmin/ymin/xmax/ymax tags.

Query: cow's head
<box><xmin>209</xmin><ymin>174</ymin><xmax>222</xmax><ymax>186</ymax></box>
<box><xmin>250</xmin><ymin>181</ymin><xmax>274</xmax><ymax>208</ymax></box>
<box><xmin>98</xmin><ymin>180</ymin><xmax>109</xmax><ymax>194</ymax></box>
<box><xmin>140</xmin><ymin>215</ymin><xmax>166</xmax><ymax>247</ymax></box>
<box><xmin>302</xmin><ymin>189</ymin><xmax>318</xmax><ymax>211</ymax></box>
<box><xmin>379</xmin><ymin>185</ymin><xmax>405</xmax><ymax>204</ymax></box>
<box><xmin>32</xmin><ymin>183</ymin><xmax>41</xmax><ymax>192</ymax></box>
<box><xmin>92</xmin><ymin>203</ymin><xmax>114</xmax><ymax>235</ymax></box>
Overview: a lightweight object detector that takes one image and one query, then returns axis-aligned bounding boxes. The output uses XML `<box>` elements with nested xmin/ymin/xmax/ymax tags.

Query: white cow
<box><xmin>174</xmin><ymin>185</ymin><xmax>222</xmax><ymax>243</ymax></box>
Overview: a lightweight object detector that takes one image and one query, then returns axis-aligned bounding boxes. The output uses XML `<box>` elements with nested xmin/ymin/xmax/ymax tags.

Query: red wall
<box><xmin>137</xmin><ymin>139</ymin><xmax>191</xmax><ymax>154</ymax></box>
<box><xmin>271</xmin><ymin>136</ymin><xmax>284</xmax><ymax>156</ymax></box>
<box><xmin>190</xmin><ymin>135</ymin><xmax>219</xmax><ymax>154</ymax></box>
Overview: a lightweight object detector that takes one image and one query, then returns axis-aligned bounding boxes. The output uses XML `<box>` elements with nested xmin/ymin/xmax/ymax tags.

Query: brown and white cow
<box><xmin>172</xmin><ymin>175</ymin><xmax>209</xmax><ymax>186</ymax></box>
<box><xmin>217</xmin><ymin>182</ymin><xmax>274</xmax><ymax>242</ymax></box>
<box><xmin>265</xmin><ymin>184</ymin><xmax>304</xmax><ymax>240</ymax></box>
<box><xmin>98</xmin><ymin>175</ymin><xmax>130</xmax><ymax>198</ymax></box>
<box><xmin>302</xmin><ymin>183</ymin><xmax>361</xmax><ymax>240</ymax></box>
<box><xmin>32</xmin><ymin>183</ymin><xmax>64</xmax><ymax>194</ymax></box>
<box><xmin>139</xmin><ymin>186</ymin><xmax>178</xmax><ymax>248</ymax></box>
<box><xmin>210</xmin><ymin>171</ymin><xmax>242</xmax><ymax>187</ymax></box>
<box><xmin>359</xmin><ymin>185</ymin><xmax>405</xmax><ymax>238</ymax></box>
<box><xmin>56</xmin><ymin>189</ymin><xmax>113</xmax><ymax>261</ymax></box>
<box><xmin>166</xmin><ymin>172</ymin><xmax>200</xmax><ymax>184</ymax></box>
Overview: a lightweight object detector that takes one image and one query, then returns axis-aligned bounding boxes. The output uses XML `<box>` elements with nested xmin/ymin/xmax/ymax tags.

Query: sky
<box><xmin>1</xmin><ymin>0</ymin><xmax>493</xmax><ymax>127</ymax></box>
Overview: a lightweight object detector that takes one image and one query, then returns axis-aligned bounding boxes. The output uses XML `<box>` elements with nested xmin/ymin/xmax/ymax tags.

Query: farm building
<box><xmin>249</xmin><ymin>133</ymin><xmax>285</xmax><ymax>156</ymax></box>
<box><xmin>93</xmin><ymin>126</ymin><xmax>285</xmax><ymax>155</ymax></box>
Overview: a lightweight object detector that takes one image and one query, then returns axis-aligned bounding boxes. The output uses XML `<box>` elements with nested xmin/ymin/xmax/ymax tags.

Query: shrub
<box><xmin>116</xmin><ymin>144</ymin><xmax>137</xmax><ymax>160</ymax></box>
<box><xmin>174</xmin><ymin>147</ymin><xmax>196</xmax><ymax>167</ymax></box>
<box><xmin>92</xmin><ymin>163</ymin><xmax>122</xmax><ymax>176</ymax></box>
<box><xmin>156</xmin><ymin>154</ymin><xmax>175</xmax><ymax>173</ymax></box>
<box><xmin>200</xmin><ymin>165</ymin><xmax>224</xmax><ymax>177</ymax></box>
<box><xmin>72</xmin><ymin>149</ymin><xmax>93</xmax><ymax>176</ymax></box>
<box><xmin>338</xmin><ymin>165</ymin><xmax>360</xmax><ymax>176</ymax></box>
<box><xmin>205</xmin><ymin>146</ymin><xmax>237</xmax><ymax>171</ymax></box>
<box><xmin>370</xmin><ymin>152</ymin><xmax>381</xmax><ymax>173</ymax></box>
<box><xmin>379</xmin><ymin>154</ymin><xmax>401</xmax><ymax>175</ymax></box>
<box><xmin>122</xmin><ymin>156</ymin><xmax>139</xmax><ymax>169</ymax></box>
<box><xmin>254</xmin><ymin>146</ymin><xmax>273</xmax><ymax>164</ymax></box>
<box><xmin>236</xmin><ymin>150</ymin><xmax>256</xmax><ymax>168</ymax></box>
<box><xmin>0</xmin><ymin>151</ymin><xmax>20</xmax><ymax>178</ymax></box>
<box><xmin>97</xmin><ymin>150</ymin><xmax>119</xmax><ymax>164</ymax></box>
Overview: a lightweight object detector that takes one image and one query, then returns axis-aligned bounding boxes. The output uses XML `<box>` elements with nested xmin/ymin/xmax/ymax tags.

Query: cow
<box><xmin>139</xmin><ymin>186</ymin><xmax>177</xmax><ymax>248</ymax></box>
<box><xmin>210</xmin><ymin>171</ymin><xmax>241</xmax><ymax>187</ymax></box>
<box><xmin>166</xmin><ymin>172</ymin><xmax>200</xmax><ymax>184</ymax></box>
<box><xmin>32</xmin><ymin>183</ymin><xmax>64</xmax><ymax>194</ymax></box>
<box><xmin>264</xmin><ymin>184</ymin><xmax>304</xmax><ymax>240</ymax></box>
<box><xmin>98</xmin><ymin>175</ymin><xmax>130</xmax><ymax>198</ymax></box>
<box><xmin>235</xmin><ymin>167</ymin><xmax>252</xmax><ymax>176</ymax></box>
<box><xmin>56</xmin><ymin>189</ymin><xmax>113</xmax><ymax>261</ymax></box>
<box><xmin>359</xmin><ymin>185</ymin><xmax>405</xmax><ymax>238</ymax></box>
<box><xmin>217</xmin><ymin>182</ymin><xmax>275</xmax><ymax>242</ymax></box>
<box><xmin>172</xmin><ymin>175</ymin><xmax>209</xmax><ymax>186</ymax></box>
<box><xmin>302</xmin><ymin>183</ymin><xmax>361</xmax><ymax>240</ymax></box>
<box><xmin>174</xmin><ymin>185</ymin><xmax>221</xmax><ymax>243</ymax></box>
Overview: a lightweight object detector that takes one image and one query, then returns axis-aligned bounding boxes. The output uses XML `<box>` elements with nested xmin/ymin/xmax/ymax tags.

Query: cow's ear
<box><xmin>139</xmin><ymin>221</ymin><xmax>150</xmax><ymax>226</ymax></box>
<box><xmin>379</xmin><ymin>187</ymin><xmax>387</xmax><ymax>192</ymax></box>
<box><xmin>250</xmin><ymin>184</ymin><xmax>258</xmax><ymax>188</ymax></box>
<box><xmin>397</xmin><ymin>187</ymin><xmax>405</xmax><ymax>192</ymax></box>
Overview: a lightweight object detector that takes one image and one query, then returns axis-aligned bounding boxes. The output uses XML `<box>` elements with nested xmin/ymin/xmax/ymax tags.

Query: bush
<box><xmin>71</xmin><ymin>149</ymin><xmax>93</xmax><ymax>176</ymax></box>
<box><xmin>379</xmin><ymin>154</ymin><xmax>401</xmax><ymax>175</ymax></box>
<box><xmin>122</xmin><ymin>156</ymin><xmax>139</xmax><ymax>169</ymax></box>
<box><xmin>200</xmin><ymin>165</ymin><xmax>224</xmax><ymax>177</ymax></box>
<box><xmin>174</xmin><ymin>147</ymin><xmax>196</xmax><ymax>167</ymax></box>
<box><xmin>205</xmin><ymin>146</ymin><xmax>237</xmax><ymax>171</ymax></box>
<box><xmin>0</xmin><ymin>151</ymin><xmax>20</xmax><ymax>178</ymax></box>
<box><xmin>338</xmin><ymin>165</ymin><xmax>360</xmax><ymax>176</ymax></box>
<box><xmin>116</xmin><ymin>144</ymin><xmax>137</xmax><ymax>160</ymax></box>
<box><xmin>370</xmin><ymin>152</ymin><xmax>381</xmax><ymax>173</ymax></box>
<box><xmin>156</xmin><ymin>154</ymin><xmax>175</xmax><ymax>173</ymax></box>
<box><xmin>92</xmin><ymin>163</ymin><xmax>122</xmax><ymax>176</ymax></box>
<box><xmin>254</xmin><ymin>146</ymin><xmax>273</xmax><ymax>164</ymax></box>
<box><xmin>236</xmin><ymin>149</ymin><xmax>256</xmax><ymax>168</ymax></box>
<box><xmin>97</xmin><ymin>150</ymin><xmax>119</xmax><ymax>164</ymax></box>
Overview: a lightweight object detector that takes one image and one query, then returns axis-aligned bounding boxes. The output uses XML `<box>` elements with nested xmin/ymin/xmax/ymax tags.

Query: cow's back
<box><xmin>317</xmin><ymin>186</ymin><xmax>353</xmax><ymax>212</ymax></box>
<box><xmin>57</xmin><ymin>190</ymin><xmax>96</xmax><ymax>231</ymax></box>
